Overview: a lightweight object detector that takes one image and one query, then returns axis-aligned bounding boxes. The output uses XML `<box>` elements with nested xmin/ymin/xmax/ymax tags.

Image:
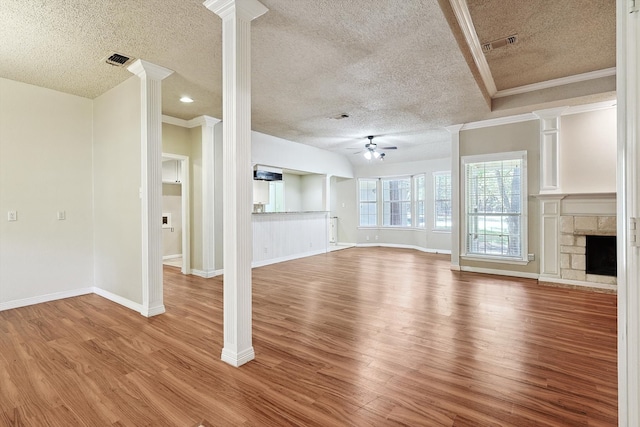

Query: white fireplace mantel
<box><xmin>536</xmin><ymin>192</ymin><xmax>617</xmax><ymax>291</ymax></box>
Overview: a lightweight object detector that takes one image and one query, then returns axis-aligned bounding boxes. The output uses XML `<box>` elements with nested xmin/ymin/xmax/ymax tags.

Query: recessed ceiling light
<box><xmin>180</xmin><ymin>96</ymin><xmax>194</xmax><ymax>103</ymax></box>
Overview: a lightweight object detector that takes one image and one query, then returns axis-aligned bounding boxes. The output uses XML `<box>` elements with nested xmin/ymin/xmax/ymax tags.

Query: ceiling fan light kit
<box><xmin>362</xmin><ymin>135</ymin><xmax>393</xmax><ymax>161</ymax></box>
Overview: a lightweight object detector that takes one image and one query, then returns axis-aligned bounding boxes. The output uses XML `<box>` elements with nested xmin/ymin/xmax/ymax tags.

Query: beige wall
<box><xmin>92</xmin><ymin>76</ymin><xmax>143</xmax><ymax>304</ymax></box>
<box><xmin>0</xmin><ymin>78</ymin><xmax>94</xmax><ymax>305</ymax></box>
<box><xmin>560</xmin><ymin>107</ymin><xmax>617</xmax><ymax>194</ymax></box>
<box><xmin>459</xmin><ymin>120</ymin><xmax>540</xmax><ymax>274</ymax></box>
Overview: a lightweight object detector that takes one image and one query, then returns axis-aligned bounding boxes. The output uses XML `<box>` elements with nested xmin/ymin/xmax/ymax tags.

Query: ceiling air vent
<box><xmin>103</xmin><ymin>52</ymin><xmax>134</xmax><ymax>67</ymax></box>
<box><xmin>481</xmin><ymin>34</ymin><xmax>518</xmax><ymax>53</ymax></box>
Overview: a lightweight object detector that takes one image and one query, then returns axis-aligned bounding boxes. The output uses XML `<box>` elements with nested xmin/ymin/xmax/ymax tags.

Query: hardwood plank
<box><xmin>0</xmin><ymin>247</ymin><xmax>617</xmax><ymax>425</ymax></box>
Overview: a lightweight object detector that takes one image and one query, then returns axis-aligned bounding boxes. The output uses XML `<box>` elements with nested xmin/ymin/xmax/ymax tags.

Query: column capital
<box><xmin>532</xmin><ymin>106</ymin><xmax>569</xmax><ymax>119</ymax></box>
<box><xmin>189</xmin><ymin>115</ymin><xmax>222</xmax><ymax>128</ymax></box>
<box><xmin>127</xmin><ymin>59</ymin><xmax>174</xmax><ymax>81</ymax></box>
<box><xmin>204</xmin><ymin>0</ymin><xmax>268</xmax><ymax>21</ymax></box>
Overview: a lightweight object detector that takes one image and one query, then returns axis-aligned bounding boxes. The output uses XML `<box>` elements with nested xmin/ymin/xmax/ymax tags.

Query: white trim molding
<box><xmin>533</xmin><ymin>107</ymin><xmax>568</xmax><ymax>194</ymax></box>
<box><xmin>494</xmin><ymin>68</ymin><xmax>617</xmax><ymax>98</ymax></box>
<box><xmin>459</xmin><ymin>266</ymin><xmax>539</xmax><ymax>280</ymax></box>
<box><xmin>617</xmin><ymin>0</ymin><xmax>639</xmax><ymax>424</ymax></box>
<box><xmin>92</xmin><ymin>287</ymin><xmax>144</xmax><ymax>313</ymax></box>
<box><xmin>0</xmin><ymin>288</ymin><xmax>94</xmax><ymax>312</ymax></box>
<box><xmin>449</xmin><ymin>0</ymin><xmax>497</xmax><ymax>96</ymax></box>
<box><xmin>356</xmin><ymin>243</ymin><xmax>452</xmax><ymax>255</ymax></box>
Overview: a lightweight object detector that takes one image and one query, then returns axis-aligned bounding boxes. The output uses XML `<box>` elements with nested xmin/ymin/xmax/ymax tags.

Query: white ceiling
<box><xmin>0</xmin><ymin>0</ymin><xmax>616</xmax><ymax>165</ymax></box>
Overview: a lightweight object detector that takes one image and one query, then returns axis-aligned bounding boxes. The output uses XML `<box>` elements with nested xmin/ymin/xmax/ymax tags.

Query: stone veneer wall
<box><xmin>559</xmin><ymin>215</ymin><xmax>616</xmax><ymax>285</ymax></box>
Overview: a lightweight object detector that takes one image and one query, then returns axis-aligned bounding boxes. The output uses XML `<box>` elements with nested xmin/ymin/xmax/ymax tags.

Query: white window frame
<box><xmin>433</xmin><ymin>171</ymin><xmax>452</xmax><ymax>232</ymax></box>
<box><xmin>461</xmin><ymin>151</ymin><xmax>528</xmax><ymax>264</ymax></box>
<box><xmin>413</xmin><ymin>174</ymin><xmax>426</xmax><ymax>229</ymax></box>
<box><xmin>358</xmin><ymin>178</ymin><xmax>378</xmax><ymax>227</ymax></box>
<box><xmin>381</xmin><ymin>176</ymin><xmax>412</xmax><ymax>228</ymax></box>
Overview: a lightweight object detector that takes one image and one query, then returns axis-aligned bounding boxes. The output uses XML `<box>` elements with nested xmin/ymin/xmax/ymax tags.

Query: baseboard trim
<box><xmin>252</xmin><ymin>249</ymin><xmax>328</xmax><ymax>268</ymax></box>
<box><xmin>92</xmin><ymin>287</ymin><xmax>143</xmax><ymax>313</ymax></box>
<box><xmin>191</xmin><ymin>269</ymin><xmax>219</xmax><ymax>278</ymax></box>
<box><xmin>141</xmin><ymin>304</ymin><xmax>166</xmax><ymax>318</ymax></box>
<box><xmin>460</xmin><ymin>266</ymin><xmax>540</xmax><ymax>280</ymax></box>
<box><xmin>356</xmin><ymin>243</ymin><xmax>452</xmax><ymax>255</ymax></box>
<box><xmin>221</xmin><ymin>346</ymin><xmax>255</xmax><ymax>367</ymax></box>
<box><xmin>538</xmin><ymin>277</ymin><xmax>617</xmax><ymax>292</ymax></box>
<box><xmin>0</xmin><ymin>287</ymin><xmax>94</xmax><ymax>312</ymax></box>
<box><xmin>162</xmin><ymin>254</ymin><xmax>182</xmax><ymax>260</ymax></box>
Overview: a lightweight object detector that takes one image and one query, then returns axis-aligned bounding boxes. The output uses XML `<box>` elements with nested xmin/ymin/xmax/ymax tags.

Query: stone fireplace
<box><xmin>537</xmin><ymin>193</ymin><xmax>616</xmax><ymax>291</ymax></box>
<box><xmin>559</xmin><ymin>215</ymin><xmax>616</xmax><ymax>286</ymax></box>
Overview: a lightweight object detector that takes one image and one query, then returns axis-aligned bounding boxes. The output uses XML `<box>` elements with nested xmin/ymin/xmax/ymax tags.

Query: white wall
<box><xmin>252</xmin><ymin>131</ymin><xmax>354</xmax><ymax>178</ymax></box>
<box><xmin>92</xmin><ymin>76</ymin><xmax>143</xmax><ymax>305</ymax></box>
<box><xmin>301</xmin><ymin>174</ymin><xmax>325</xmax><ymax>211</ymax></box>
<box><xmin>0</xmin><ymin>78</ymin><xmax>94</xmax><ymax>307</ymax></box>
<box><xmin>283</xmin><ymin>173</ymin><xmax>302</xmax><ymax>211</ymax></box>
<box><xmin>560</xmin><ymin>107</ymin><xmax>617</xmax><ymax>194</ymax></box>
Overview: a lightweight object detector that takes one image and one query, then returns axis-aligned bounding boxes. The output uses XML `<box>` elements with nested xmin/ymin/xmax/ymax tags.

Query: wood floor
<box><xmin>0</xmin><ymin>248</ymin><xmax>617</xmax><ymax>426</ymax></box>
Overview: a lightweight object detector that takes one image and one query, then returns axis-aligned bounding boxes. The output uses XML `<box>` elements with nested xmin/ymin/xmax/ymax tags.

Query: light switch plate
<box><xmin>7</xmin><ymin>211</ymin><xmax>17</xmax><ymax>221</ymax></box>
<box><xmin>57</xmin><ymin>211</ymin><xmax>66</xmax><ymax>220</ymax></box>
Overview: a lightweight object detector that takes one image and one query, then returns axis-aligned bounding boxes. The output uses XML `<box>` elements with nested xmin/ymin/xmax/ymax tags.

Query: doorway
<box><xmin>161</xmin><ymin>153</ymin><xmax>190</xmax><ymax>275</ymax></box>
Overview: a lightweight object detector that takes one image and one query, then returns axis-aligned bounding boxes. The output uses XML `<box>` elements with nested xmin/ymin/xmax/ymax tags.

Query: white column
<box><xmin>127</xmin><ymin>59</ymin><xmax>174</xmax><ymax>318</ymax></box>
<box><xmin>193</xmin><ymin>115</ymin><xmax>221</xmax><ymax>275</ymax></box>
<box><xmin>446</xmin><ymin>124</ymin><xmax>463</xmax><ymax>270</ymax></box>
<box><xmin>617</xmin><ymin>0</ymin><xmax>640</xmax><ymax>425</ymax></box>
<box><xmin>205</xmin><ymin>0</ymin><xmax>268</xmax><ymax>367</ymax></box>
<box><xmin>533</xmin><ymin>107</ymin><xmax>568</xmax><ymax>194</ymax></box>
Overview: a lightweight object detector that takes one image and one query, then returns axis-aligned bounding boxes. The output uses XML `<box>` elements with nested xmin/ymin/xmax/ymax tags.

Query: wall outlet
<box><xmin>7</xmin><ymin>211</ymin><xmax>17</xmax><ymax>221</ymax></box>
<box><xmin>366</xmin><ymin>236</ymin><xmax>369</xmax><ymax>241</ymax></box>
<box><xmin>375</xmin><ymin>235</ymin><xmax>378</xmax><ymax>240</ymax></box>
<box><xmin>263</xmin><ymin>247</ymin><xmax>268</xmax><ymax>254</ymax></box>
<box><xmin>528</xmin><ymin>253</ymin><xmax>535</xmax><ymax>261</ymax></box>
<box><xmin>57</xmin><ymin>211</ymin><xmax>66</xmax><ymax>220</ymax></box>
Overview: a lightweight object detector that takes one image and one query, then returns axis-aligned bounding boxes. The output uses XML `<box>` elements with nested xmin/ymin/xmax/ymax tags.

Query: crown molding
<box><xmin>564</xmin><ymin>100</ymin><xmax>617</xmax><ymax>116</ymax></box>
<box><xmin>449</xmin><ymin>0</ymin><xmax>497</xmax><ymax>96</ymax></box>
<box><xmin>461</xmin><ymin>113</ymin><xmax>537</xmax><ymax>131</ymax></box>
<box><xmin>162</xmin><ymin>115</ymin><xmax>221</xmax><ymax>128</ymax></box>
<box><xmin>494</xmin><ymin>68</ymin><xmax>617</xmax><ymax>99</ymax></box>
<box><xmin>459</xmin><ymin>99</ymin><xmax>617</xmax><ymax>131</ymax></box>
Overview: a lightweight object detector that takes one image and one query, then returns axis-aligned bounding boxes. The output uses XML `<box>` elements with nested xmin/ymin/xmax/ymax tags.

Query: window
<box><xmin>414</xmin><ymin>174</ymin><xmax>426</xmax><ymax>228</ymax></box>
<box><xmin>359</xmin><ymin>179</ymin><xmax>378</xmax><ymax>226</ymax></box>
<box><xmin>382</xmin><ymin>178</ymin><xmax>411</xmax><ymax>227</ymax></box>
<box><xmin>463</xmin><ymin>151</ymin><xmax>527</xmax><ymax>261</ymax></box>
<box><xmin>433</xmin><ymin>172</ymin><xmax>451</xmax><ymax>231</ymax></box>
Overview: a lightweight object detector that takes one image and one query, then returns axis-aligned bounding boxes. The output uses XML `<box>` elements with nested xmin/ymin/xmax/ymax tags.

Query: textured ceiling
<box><xmin>0</xmin><ymin>0</ymin><xmax>616</xmax><ymax>166</ymax></box>
<box><xmin>467</xmin><ymin>0</ymin><xmax>616</xmax><ymax>91</ymax></box>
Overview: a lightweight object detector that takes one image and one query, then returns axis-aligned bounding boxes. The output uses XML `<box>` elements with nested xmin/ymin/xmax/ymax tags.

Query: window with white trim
<box><xmin>463</xmin><ymin>151</ymin><xmax>527</xmax><ymax>261</ymax></box>
<box><xmin>382</xmin><ymin>178</ymin><xmax>411</xmax><ymax>227</ymax></box>
<box><xmin>358</xmin><ymin>179</ymin><xmax>378</xmax><ymax>227</ymax></box>
<box><xmin>433</xmin><ymin>171</ymin><xmax>451</xmax><ymax>231</ymax></box>
<box><xmin>414</xmin><ymin>174</ymin><xmax>426</xmax><ymax>228</ymax></box>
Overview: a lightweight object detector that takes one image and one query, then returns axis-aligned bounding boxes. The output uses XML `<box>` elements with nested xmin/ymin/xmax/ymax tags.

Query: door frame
<box><xmin>162</xmin><ymin>153</ymin><xmax>191</xmax><ymax>275</ymax></box>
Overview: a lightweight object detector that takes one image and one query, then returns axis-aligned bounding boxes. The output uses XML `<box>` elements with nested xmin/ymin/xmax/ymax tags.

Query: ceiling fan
<box><xmin>359</xmin><ymin>135</ymin><xmax>397</xmax><ymax>160</ymax></box>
